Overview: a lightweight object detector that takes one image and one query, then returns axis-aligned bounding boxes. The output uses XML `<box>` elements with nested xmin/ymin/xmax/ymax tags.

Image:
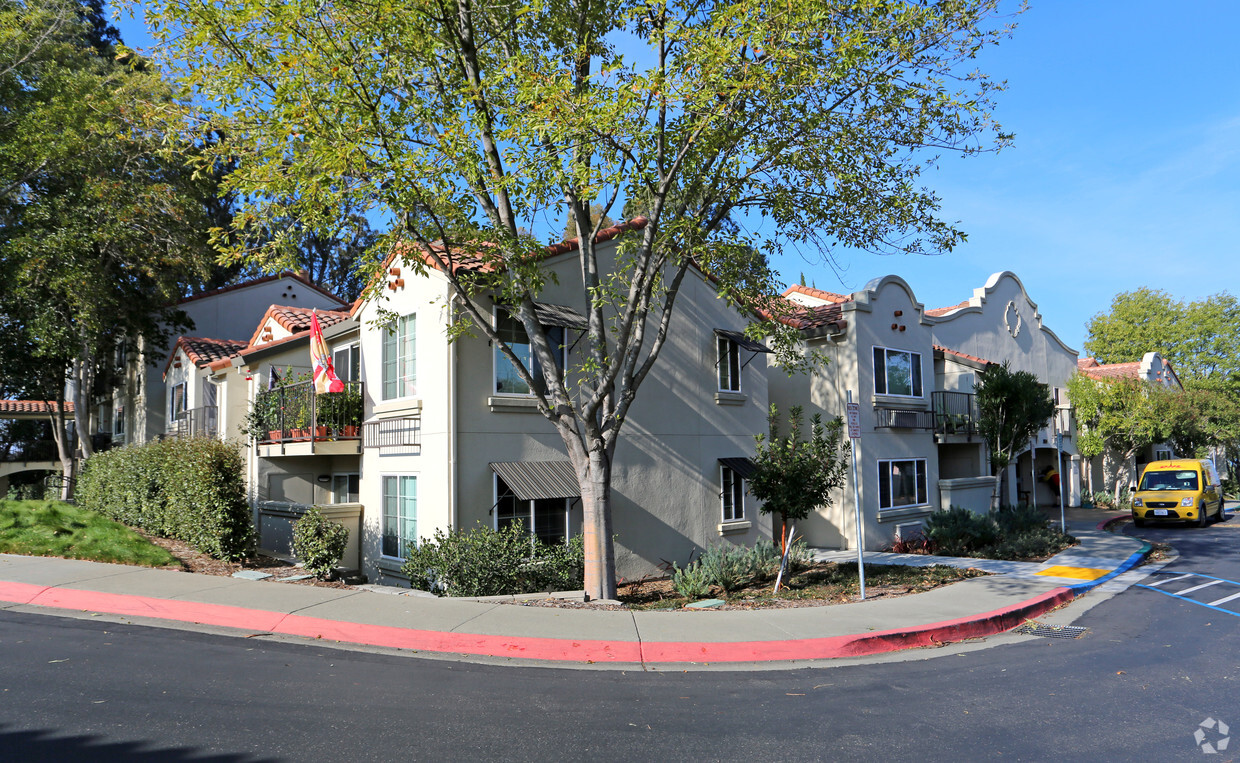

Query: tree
<box><xmin>150</xmin><ymin>0</ymin><xmax>1018</xmax><ymax>599</ymax></box>
<box><xmin>974</xmin><ymin>362</ymin><xmax>1055</xmax><ymax>507</ymax></box>
<box><xmin>1067</xmin><ymin>373</ymin><xmax>1175</xmax><ymax>501</ymax></box>
<box><xmin>749</xmin><ymin>405</ymin><xmax>849</xmax><ymax>552</ymax></box>
<box><xmin>0</xmin><ymin>0</ymin><xmax>216</xmax><ymax>493</ymax></box>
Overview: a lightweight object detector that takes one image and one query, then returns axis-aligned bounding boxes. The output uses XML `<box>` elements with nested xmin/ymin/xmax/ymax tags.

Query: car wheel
<box><xmin>1199</xmin><ymin>505</ymin><xmax>1210</xmax><ymax>527</ymax></box>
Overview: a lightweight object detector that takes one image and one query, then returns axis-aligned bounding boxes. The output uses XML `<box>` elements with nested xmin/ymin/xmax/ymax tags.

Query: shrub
<box><xmin>925</xmin><ymin>507</ymin><xmax>1000</xmax><ymax>557</ymax></box>
<box><xmin>994</xmin><ymin>504</ymin><xmax>1048</xmax><ymax>535</ymax></box>
<box><xmin>697</xmin><ymin>544</ymin><xmax>752</xmax><ymax>593</ymax></box>
<box><xmin>75</xmin><ymin>437</ymin><xmax>254</xmax><ymax>560</ymax></box>
<box><xmin>292</xmin><ymin>506</ymin><xmax>349</xmax><ymax>578</ymax></box>
<box><xmin>670</xmin><ymin>560</ymin><xmax>713</xmax><ymax>599</ymax></box>
<box><xmin>747</xmin><ymin>539</ymin><xmax>782</xmax><ymax>579</ymax></box>
<box><xmin>401</xmin><ymin>522</ymin><xmax>584</xmax><ymax>597</ymax></box>
<box><xmin>890</xmin><ymin>532</ymin><xmax>936</xmax><ymax>555</ymax></box>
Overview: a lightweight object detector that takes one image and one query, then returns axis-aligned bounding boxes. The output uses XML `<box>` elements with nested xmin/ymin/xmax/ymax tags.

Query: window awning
<box><xmin>533</xmin><ymin>302</ymin><xmax>588</xmax><ymax>331</ymax></box>
<box><xmin>489</xmin><ymin>461</ymin><xmax>581</xmax><ymax>500</ymax></box>
<box><xmin>718</xmin><ymin>457</ymin><xmax>758</xmax><ymax>480</ymax></box>
<box><xmin>713</xmin><ymin>328</ymin><xmax>772</xmax><ymax>354</ymax></box>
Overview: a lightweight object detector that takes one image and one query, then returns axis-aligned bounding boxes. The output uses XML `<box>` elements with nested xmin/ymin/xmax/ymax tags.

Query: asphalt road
<box><xmin>1</xmin><ymin>518</ymin><xmax>1238</xmax><ymax>762</ymax></box>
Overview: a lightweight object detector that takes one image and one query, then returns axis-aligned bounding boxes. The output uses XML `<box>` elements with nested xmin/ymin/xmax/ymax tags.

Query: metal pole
<box><xmin>1057</xmin><ymin>431</ymin><xmax>1066</xmax><ymax>533</ymax></box>
<box><xmin>847</xmin><ymin>390</ymin><xmax>865</xmax><ymax>600</ymax></box>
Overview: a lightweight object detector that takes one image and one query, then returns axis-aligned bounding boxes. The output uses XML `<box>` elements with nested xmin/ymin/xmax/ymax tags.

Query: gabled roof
<box><xmin>0</xmin><ymin>400</ymin><xmax>74</xmax><ymax>415</ymax></box>
<box><xmin>178</xmin><ymin>271</ymin><xmax>346</xmax><ymax>308</ymax></box>
<box><xmin>934</xmin><ymin>344</ymin><xmax>993</xmax><ymax>368</ymax></box>
<box><xmin>208</xmin><ymin>314</ymin><xmax>360</xmax><ymax>371</ymax></box>
<box><xmin>247</xmin><ymin>305</ymin><xmax>351</xmax><ymax>347</ymax></box>
<box><xmin>781</xmin><ymin>284</ymin><xmax>852</xmax><ymax>305</ymax></box>
<box><xmin>163</xmin><ymin>336</ymin><xmax>249</xmax><ymax>378</ymax></box>
<box><xmin>765</xmin><ymin>298</ymin><xmax>848</xmax><ymax>334</ymax></box>
<box><xmin>1077</xmin><ymin>354</ymin><xmax>1182</xmax><ymax>388</ymax></box>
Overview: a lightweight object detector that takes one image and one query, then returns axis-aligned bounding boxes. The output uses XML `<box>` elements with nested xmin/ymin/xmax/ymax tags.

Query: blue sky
<box><xmin>115</xmin><ymin>2</ymin><xmax>1240</xmax><ymax>354</ymax></box>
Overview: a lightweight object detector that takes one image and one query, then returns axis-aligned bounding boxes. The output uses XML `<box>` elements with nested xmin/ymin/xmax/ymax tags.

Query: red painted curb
<box><xmin>0</xmin><ymin>579</ymin><xmax>1080</xmax><ymax>665</ymax></box>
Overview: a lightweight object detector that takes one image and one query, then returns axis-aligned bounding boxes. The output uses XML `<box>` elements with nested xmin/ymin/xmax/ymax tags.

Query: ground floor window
<box><xmin>494</xmin><ymin>476</ymin><xmax>569</xmax><ymax>546</ymax></box>
<box><xmin>721</xmin><ymin>465</ymin><xmax>745</xmax><ymax>522</ymax></box>
<box><xmin>381</xmin><ymin>475</ymin><xmax>417</xmax><ymax>558</ymax></box>
<box><xmin>332</xmin><ymin>473</ymin><xmax>360</xmax><ymax>504</ymax></box>
<box><xmin>878</xmin><ymin>458</ymin><xmax>928</xmax><ymax>509</ymax></box>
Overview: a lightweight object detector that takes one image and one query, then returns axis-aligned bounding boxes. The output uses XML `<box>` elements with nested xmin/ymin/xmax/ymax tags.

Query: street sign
<box><xmin>846</xmin><ymin>402</ymin><xmax>861</xmax><ymax>439</ymax></box>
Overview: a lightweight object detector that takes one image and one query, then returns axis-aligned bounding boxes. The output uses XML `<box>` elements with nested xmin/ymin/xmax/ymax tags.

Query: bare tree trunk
<box><xmin>579</xmin><ymin>449</ymin><xmax>617</xmax><ymax>601</ymax></box>
<box><xmin>46</xmin><ymin>406</ymin><xmax>76</xmax><ymax>501</ymax></box>
<box><xmin>72</xmin><ymin>355</ymin><xmax>95</xmax><ymax>459</ymax></box>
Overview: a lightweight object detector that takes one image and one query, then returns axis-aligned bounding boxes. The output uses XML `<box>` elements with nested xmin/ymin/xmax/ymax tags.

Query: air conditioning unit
<box><xmin>893</xmin><ymin>411</ymin><xmax>920</xmax><ymax>428</ymax></box>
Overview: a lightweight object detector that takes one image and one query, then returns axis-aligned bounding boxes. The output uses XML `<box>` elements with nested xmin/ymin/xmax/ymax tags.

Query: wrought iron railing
<box><xmin>363</xmin><ymin>417</ymin><xmax>421</xmax><ymax>448</ymax></box>
<box><xmin>931</xmin><ymin>391</ymin><xmax>980</xmax><ymax>437</ymax></box>
<box><xmin>0</xmin><ymin>440</ymin><xmax>59</xmax><ymax>462</ymax></box>
<box><xmin>874</xmin><ymin>407</ymin><xmax>935</xmax><ymax>429</ymax></box>
<box><xmin>253</xmin><ymin>380</ymin><xmax>364</xmax><ymax>443</ymax></box>
<box><xmin>170</xmin><ymin>406</ymin><xmax>218</xmax><ymax>439</ymax></box>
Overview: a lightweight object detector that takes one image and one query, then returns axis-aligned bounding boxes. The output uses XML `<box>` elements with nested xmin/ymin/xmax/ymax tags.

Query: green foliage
<box><xmin>696</xmin><ymin>544</ymin><xmax>752</xmax><ymax>594</ymax></box>
<box><xmin>924</xmin><ymin>506</ymin><xmax>1075</xmax><ymax>561</ymax></box>
<box><xmin>750</xmin><ymin>405</ymin><xmax>850</xmax><ymax>524</ymax></box>
<box><xmin>401</xmin><ymin>523</ymin><xmax>584</xmax><ymax>597</ymax></box>
<box><xmin>291</xmin><ymin>506</ymin><xmax>349</xmax><ymax>579</ymax></box>
<box><xmin>75</xmin><ymin>437</ymin><xmax>254</xmax><ymax>561</ymax></box>
<box><xmin>1068</xmin><ymin>373</ymin><xmax>1175</xmax><ymax>498</ymax></box>
<box><xmin>670</xmin><ymin>560</ymin><xmax>714</xmax><ymax>600</ymax></box>
<box><xmin>0</xmin><ymin>499</ymin><xmax>178</xmax><ymax>567</ymax></box>
<box><xmin>974</xmin><ymin>361</ymin><xmax>1056</xmax><ymax>473</ymax></box>
<box><xmin>670</xmin><ymin>538</ymin><xmax>815</xmax><ymax>599</ymax></box>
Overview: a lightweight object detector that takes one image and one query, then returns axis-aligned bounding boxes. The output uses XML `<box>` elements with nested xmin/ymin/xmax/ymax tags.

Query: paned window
<box><xmin>493</xmin><ymin>310</ymin><xmax>564</xmax><ymax>396</ymax></box>
<box><xmin>382</xmin><ymin>315</ymin><xmax>416</xmax><ymax>400</ymax></box>
<box><xmin>874</xmin><ymin>347</ymin><xmax>922</xmax><ymax>397</ymax></box>
<box><xmin>717</xmin><ymin>337</ymin><xmax>742</xmax><ymax>392</ymax></box>
<box><xmin>332</xmin><ymin>473</ymin><xmax>360</xmax><ymax>504</ymax></box>
<box><xmin>494</xmin><ymin>476</ymin><xmax>569</xmax><ymax>546</ymax></box>
<box><xmin>381</xmin><ymin>475</ymin><xmax>417</xmax><ymax>558</ymax></box>
<box><xmin>171</xmin><ymin>382</ymin><xmax>187</xmax><ymax>421</ymax></box>
<box><xmin>721</xmin><ymin>465</ymin><xmax>745</xmax><ymax>522</ymax></box>
<box><xmin>878</xmin><ymin>459</ymin><xmax>928</xmax><ymax>509</ymax></box>
<box><xmin>114</xmin><ymin>404</ymin><xmax>125</xmax><ymax>437</ymax></box>
<box><xmin>333</xmin><ymin>344</ymin><xmax>361</xmax><ymax>382</ymax></box>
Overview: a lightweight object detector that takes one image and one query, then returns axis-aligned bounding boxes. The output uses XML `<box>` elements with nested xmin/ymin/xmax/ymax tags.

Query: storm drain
<box><xmin>1014</xmin><ymin>622</ymin><xmax>1089</xmax><ymax>639</ymax></box>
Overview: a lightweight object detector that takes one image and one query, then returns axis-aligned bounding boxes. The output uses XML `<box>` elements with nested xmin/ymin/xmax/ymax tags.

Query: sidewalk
<box><xmin>0</xmin><ymin>508</ymin><xmax>1150</xmax><ymax>669</ymax></box>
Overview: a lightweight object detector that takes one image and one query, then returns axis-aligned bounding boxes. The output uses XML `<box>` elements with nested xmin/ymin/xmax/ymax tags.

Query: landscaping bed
<box><xmin>137</xmin><ymin>531</ymin><xmax>355</xmax><ymax>589</ymax></box>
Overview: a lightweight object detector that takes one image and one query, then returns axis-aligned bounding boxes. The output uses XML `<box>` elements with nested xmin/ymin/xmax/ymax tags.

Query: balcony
<box><xmin>251</xmin><ymin>380</ymin><xmax>364</xmax><ymax>456</ymax></box>
<box><xmin>932</xmin><ymin>391</ymin><xmax>980</xmax><ymax>439</ymax></box>
<box><xmin>169</xmin><ymin>405</ymin><xmax>218</xmax><ymax>439</ymax></box>
<box><xmin>874</xmin><ymin>407</ymin><xmax>935</xmax><ymax>430</ymax></box>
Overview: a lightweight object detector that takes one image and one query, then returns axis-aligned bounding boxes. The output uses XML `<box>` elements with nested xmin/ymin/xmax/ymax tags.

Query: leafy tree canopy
<box><xmin>749</xmin><ymin>405</ymin><xmax>849</xmax><ymax>543</ymax></box>
<box><xmin>975</xmin><ymin>361</ymin><xmax>1055</xmax><ymax>472</ymax></box>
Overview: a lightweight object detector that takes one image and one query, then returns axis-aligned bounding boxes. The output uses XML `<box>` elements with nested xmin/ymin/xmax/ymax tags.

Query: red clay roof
<box><xmin>926</xmin><ymin>300</ymin><xmax>971</xmax><ymax>317</ymax></box>
<box><xmin>1080</xmin><ymin>361</ymin><xmax>1142</xmax><ymax>381</ymax></box>
<box><xmin>934</xmin><ymin>344</ymin><xmax>994</xmax><ymax>367</ymax></box>
<box><xmin>178</xmin><ymin>271</ymin><xmax>346</xmax><ymax>308</ymax></box>
<box><xmin>247</xmin><ymin>305</ymin><xmax>351</xmax><ymax>347</ymax></box>
<box><xmin>781</xmin><ymin>284</ymin><xmax>852</xmax><ymax>305</ymax></box>
<box><xmin>1077</xmin><ymin>357</ymin><xmax>1099</xmax><ymax>370</ymax></box>
<box><xmin>765</xmin><ymin>298</ymin><xmax>848</xmax><ymax>333</ymax></box>
<box><xmin>164</xmin><ymin>336</ymin><xmax>249</xmax><ymax>378</ymax></box>
<box><xmin>0</xmin><ymin>400</ymin><xmax>74</xmax><ymax>415</ymax></box>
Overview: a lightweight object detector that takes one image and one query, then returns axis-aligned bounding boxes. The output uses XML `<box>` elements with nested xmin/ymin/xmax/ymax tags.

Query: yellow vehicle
<box><xmin>1131</xmin><ymin>459</ymin><xmax>1224</xmax><ymax>528</ymax></box>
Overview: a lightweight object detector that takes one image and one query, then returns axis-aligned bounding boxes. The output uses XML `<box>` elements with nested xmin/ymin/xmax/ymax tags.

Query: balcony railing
<box><xmin>253</xmin><ymin>380</ymin><xmax>364</xmax><ymax>443</ymax></box>
<box><xmin>874</xmin><ymin>407</ymin><xmax>935</xmax><ymax>429</ymax></box>
<box><xmin>931</xmin><ymin>391</ymin><xmax>980</xmax><ymax>438</ymax></box>
<box><xmin>170</xmin><ymin>405</ymin><xmax>218</xmax><ymax>439</ymax></box>
<box><xmin>0</xmin><ymin>440</ymin><xmax>59</xmax><ymax>462</ymax></box>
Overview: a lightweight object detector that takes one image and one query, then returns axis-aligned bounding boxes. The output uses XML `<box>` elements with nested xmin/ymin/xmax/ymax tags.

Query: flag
<box><xmin>310</xmin><ymin>309</ymin><xmax>344</xmax><ymax>394</ymax></box>
<box><xmin>267</xmin><ymin>365</ymin><xmax>280</xmax><ymax>392</ymax></box>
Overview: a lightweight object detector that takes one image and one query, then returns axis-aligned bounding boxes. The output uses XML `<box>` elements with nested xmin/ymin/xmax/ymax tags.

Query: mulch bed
<box><xmin>138</xmin><ymin>531</ymin><xmax>355</xmax><ymax>590</ymax></box>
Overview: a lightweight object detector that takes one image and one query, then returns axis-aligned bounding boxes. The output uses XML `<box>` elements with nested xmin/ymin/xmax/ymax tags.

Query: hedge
<box><xmin>76</xmin><ymin>437</ymin><xmax>254</xmax><ymax>561</ymax></box>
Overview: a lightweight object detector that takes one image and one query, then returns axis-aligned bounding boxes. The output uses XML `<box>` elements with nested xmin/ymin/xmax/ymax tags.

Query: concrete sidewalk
<box><xmin>0</xmin><ymin>508</ymin><xmax>1151</xmax><ymax>669</ymax></box>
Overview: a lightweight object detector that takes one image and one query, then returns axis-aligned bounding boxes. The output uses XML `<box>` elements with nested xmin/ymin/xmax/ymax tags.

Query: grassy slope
<box><xmin>0</xmin><ymin>499</ymin><xmax>178</xmax><ymax>567</ymax></box>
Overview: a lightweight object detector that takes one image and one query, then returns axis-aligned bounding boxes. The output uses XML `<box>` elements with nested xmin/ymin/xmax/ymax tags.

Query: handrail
<box><xmin>254</xmin><ymin>380</ymin><xmax>364</xmax><ymax>443</ymax></box>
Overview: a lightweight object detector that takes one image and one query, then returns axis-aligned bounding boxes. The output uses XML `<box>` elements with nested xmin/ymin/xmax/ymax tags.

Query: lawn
<box><xmin>0</xmin><ymin>499</ymin><xmax>179</xmax><ymax>568</ymax></box>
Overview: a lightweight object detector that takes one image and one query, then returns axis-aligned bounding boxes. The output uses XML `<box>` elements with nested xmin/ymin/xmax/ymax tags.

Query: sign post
<box><xmin>846</xmin><ymin>390</ymin><xmax>865</xmax><ymax>600</ymax></box>
<box><xmin>1056</xmin><ymin>431</ymin><xmax>1066</xmax><ymax>533</ymax></box>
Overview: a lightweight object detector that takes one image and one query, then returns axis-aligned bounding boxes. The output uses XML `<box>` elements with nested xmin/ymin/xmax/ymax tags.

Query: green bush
<box><xmin>670</xmin><ymin>559</ymin><xmax>713</xmax><ymax>599</ymax></box>
<box><xmin>923</xmin><ymin>505</ymin><xmax>1075</xmax><ymax>561</ymax></box>
<box><xmin>401</xmin><ymin>522</ymin><xmax>584</xmax><ymax>597</ymax></box>
<box><xmin>292</xmin><ymin>506</ymin><xmax>349</xmax><ymax>578</ymax></box>
<box><xmin>994</xmin><ymin>504</ymin><xmax>1049</xmax><ymax>535</ymax></box>
<box><xmin>697</xmin><ymin>544</ymin><xmax>752</xmax><ymax>593</ymax></box>
<box><xmin>75</xmin><ymin>437</ymin><xmax>254</xmax><ymax>561</ymax></box>
<box><xmin>925</xmin><ymin>507</ymin><xmax>1000</xmax><ymax>557</ymax></box>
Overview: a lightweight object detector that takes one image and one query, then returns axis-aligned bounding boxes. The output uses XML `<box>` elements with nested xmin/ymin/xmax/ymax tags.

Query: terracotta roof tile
<box><xmin>179</xmin><ymin>337</ymin><xmax>249</xmax><ymax>367</ymax></box>
<box><xmin>781</xmin><ymin>284</ymin><xmax>852</xmax><ymax>304</ymax></box>
<box><xmin>1077</xmin><ymin>357</ymin><xmax>1099</xmax><ymax>370</ymax></box>
<box><xmin>933</xmin><ymin>344</ymin><xmax>994</xmax><ymax>367</ymax></box>
<box><xmin>0</xmin><ymin>400</ymin><xmax>74</xmax><ymax>415</ymax></box>
<box><xmin>764</xmin><ymin>297</ymin><xmax>848</xmax><ymax>332</ymax></box>
<box><xmin>926</xmin><ymin>300</ymin><xmax>971</xmax><ymax>317</ymax></box>
<box><xmin>248</xmin><ymin>305</ymin><xmax>350</xmax><ymax>347</ymax></box>
<box><xmin>1080</xmin><ymin>361</ymin><xmax>1142</xmax><ymax>380</ymax></box>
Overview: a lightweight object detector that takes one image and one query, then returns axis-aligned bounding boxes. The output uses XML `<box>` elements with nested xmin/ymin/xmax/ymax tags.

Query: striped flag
<box><xmin>310</xmin><ymin>309</ymin><xmax>344</xmax><ymax>394</ymax></box>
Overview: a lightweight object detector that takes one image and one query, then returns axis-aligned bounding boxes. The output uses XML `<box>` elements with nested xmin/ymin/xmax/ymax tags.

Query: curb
<box><xmin>1097</xmin><ymin>514</ymin><xmax>1130</xmax><ymax>532</ymax></box>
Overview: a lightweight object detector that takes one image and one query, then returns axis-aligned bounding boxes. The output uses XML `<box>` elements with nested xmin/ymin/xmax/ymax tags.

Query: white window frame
<box><xmin>170</xmin><ymin>381</ymin><xmax>187</xmax><ymax>421</ymax></box>
<box><xmin>878</xmin><ymin>458</ymin><xmax>929</xmax><ymax>510</ymax></box>
<box><xmin>382</xmin><ymin>314</ymin><xmax>416</xmax><ymax>401</ymax></box>
<box><xmin>332</xmin><ymin>472</ymin><xmax>360</xmax><ymax>504</ymax></box>
<box><xmin>114</xmin><ymin>403</ymin><xmax>125</xmax><ymax>438</ymax></box>
<box><xmin>333</xmin><ymin>343</ymin><xmax>361</xmax><ymax>383</ymax></box>
<box><xmin>720</xmin><ymin>465</ymin><xmax>745</xmax><ymax>522</ymax></box>
<box><xmin>873</xmin><ymin>346</ymin><xmax>923</xmax><ymax>398</ymax></box>
<box><xmin>492</xmin><ymin>308</ymin><xmax>565</xmax><ymax>397</ymax></box>
<box><xmin>717</xmin><ymin>336</ymin><xmax>742</xmax><ymax>392</ymax></box>
<box><xmin>380</xmin><ymin>474</ymin><xmax>418</xmax><ymax>560</ymax></box>
<box><xmin>493</xmin><ymin>475</ymin><xmax>570</xmax><ymax>546</ymax></box>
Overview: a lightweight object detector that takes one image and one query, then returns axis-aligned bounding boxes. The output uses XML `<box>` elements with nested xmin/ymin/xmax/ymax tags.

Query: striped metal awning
<box><xmin>489</xmin><ymin>460</ymin><xmax>580</xmax><ymax>500</ymax></box>
<box><xmin>713</xmin><ymin>328</ymin><xmax>772</xmax><ymax>354</ymax></box>
<box><xmin>533</xmin><ymin>302</ymin><xmax>588</xmax><ymax>330</ymax></box>
<box><xmin>717</xmin><ymin>457</ymin><xmax>757</xmax><ymax>479</ymax></box>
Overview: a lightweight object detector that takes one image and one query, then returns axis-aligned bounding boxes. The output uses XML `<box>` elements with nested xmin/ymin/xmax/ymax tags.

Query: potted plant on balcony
<box><xmin>337</xmin><ymin>385</ymin><xmax>362</xmax><ymax>438</ymax></box>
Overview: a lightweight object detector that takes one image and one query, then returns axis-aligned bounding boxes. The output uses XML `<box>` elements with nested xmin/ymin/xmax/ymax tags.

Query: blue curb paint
<box><xmin>1134</xmin><ymin>584</ymin><xmax>1240</xmax><ymax>619</ymax></box>
<box><xmin>1064</xmin><ymin>543</ymin><xmax>1153</xmax><ymax>594</ymax></box>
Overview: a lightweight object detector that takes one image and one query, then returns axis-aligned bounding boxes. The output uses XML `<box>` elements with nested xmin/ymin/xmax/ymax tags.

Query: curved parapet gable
<box><xmin>855</xmin><ymin>274</ymin><xmax>931</xmax><ymax>320</ymax></box>
<box><xmin>936</xmin><ymin>271</ymin><xmax>1080</xmax><ymax>357</ymax></box>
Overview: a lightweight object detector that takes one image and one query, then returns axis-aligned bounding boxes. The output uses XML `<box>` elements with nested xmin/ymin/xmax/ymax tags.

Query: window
<box><xmin>878</xmin><ymin>459</ymin><xmax>928</xmax><ymax>509</ymax></box>
<box><xmin>494</xmin><ymin>476</ymin><xmax>569</xmax><ymax>546</ymax></box>
<box><xmin>114</xmin><ymin>404</ymin><xmax>125</xmax><ymax>437</ymax></box>
<box><xmin>171</xmin><ymin>382</ymin><xmax>187</xmax><ymax>421</ymax></box>
<box><xmin>96</xmin><ymin>403</ymin><xmax>113</xmax><ymax>434</ymax></box>
<box><xmin>874</xmin><ymin>347</ymin><xmax>922</xmax><ymax>397</ymax></box>
<box><xmin>717</xmin><ymin>337</ymin><xmax>742</xmax><ymax>392</ymax></box>
<box><xmin>382</xmin><ymin>314</ymin><xmax>416</xmax><ymax>400</ymax></box>
<box><xmin>381</xmin><ymin>475</ymin><xmax>417</xmax><ymax>558</ymax></box>
<box><xmin>333</xmin><ymin>344</ymin><xmax>361</xmax><ymax>382</ymax></box>
<box><xmin>721</xmin><ymin>465</ymin><xmax>745</xmax><ymax>522</ymax></box>
<box><xmin>493</xmin><ymin>309</ymin><xmax>564</xmax><ymax>396</ymax></box>
<box><xmin>332</xmin><ymin>473</ymin><xmax>360</xmax><ymax>503</ymax></box>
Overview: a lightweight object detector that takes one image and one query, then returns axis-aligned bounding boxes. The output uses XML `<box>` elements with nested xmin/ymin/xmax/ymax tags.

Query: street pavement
<box><xmin>0</xmin><ymin>507</ymin><xmax>1156</xmax><ymax>670</ymax></box>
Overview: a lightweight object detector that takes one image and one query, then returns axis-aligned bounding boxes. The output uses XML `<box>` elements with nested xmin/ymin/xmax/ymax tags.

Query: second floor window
<box><xmin>874</xmin><ymin>346</ymin><xmax>922</xmax><ymax>397</ymax></box>
<box><xmin>170</xmin><ymin>382</ymin><xmax>187</xmax><ymax>421</ymax></box>
<box><xmin>382</xmin><ymin>314</ymin><xmax>416</xmax><ymax>400</ymax></box>
<box><xmin>717</xmin><ymin>337</ymin><xmax>741</xmax><ymax>392</ymax></box>
<box><xmin>494</xmin><ymin>309</ymin><xmax>563</xmax><ymax>396</ymax></box>
<box><xmin>334</xmin><ymin>344</ymin><xmax>361</xmax><ymax>382</ymax></box>
<box><xmin>721</xmin><ymin>465</ymin><xmax>745</xmax><ymax>522</ymax></box>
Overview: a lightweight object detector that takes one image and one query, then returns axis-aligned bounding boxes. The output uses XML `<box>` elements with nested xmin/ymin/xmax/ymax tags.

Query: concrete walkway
<box><xmin>0</xmin><ymin>508</ymin><xmax>1152</xmax><ymax>669</ymax></box>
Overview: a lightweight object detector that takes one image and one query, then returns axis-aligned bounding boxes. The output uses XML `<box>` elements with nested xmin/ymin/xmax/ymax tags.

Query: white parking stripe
<box><xmin>1175</xmin><ymin>580</ymin><xmax>1225</xmax><ymax>595</ymax></box>
<box><xmin>1207</xmin><ymin>591</ymin><xmax>1240</xmax><ymax>607</ymax></box>
<box><xmin>1145</xmin><ymin>573</ymin><xmax>1196</xmax><ymax>587</ymax></box>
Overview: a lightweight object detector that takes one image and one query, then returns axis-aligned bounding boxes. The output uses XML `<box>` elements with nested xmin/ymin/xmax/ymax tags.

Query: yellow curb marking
<box><xmin>1036</xmin><ymin>566</ymin><xmax>1111</xmax><ymax>581</ymax></box>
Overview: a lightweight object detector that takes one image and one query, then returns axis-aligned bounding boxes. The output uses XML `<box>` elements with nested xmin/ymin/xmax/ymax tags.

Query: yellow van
<box><xmin>1131</xmin><ymin>459</ymin><xmax>1224</xmax><ymax>527</ymax></box>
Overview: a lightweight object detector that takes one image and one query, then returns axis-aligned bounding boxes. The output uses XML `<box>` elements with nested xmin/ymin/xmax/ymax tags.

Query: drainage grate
<box><xmin>1014</xmin><ymin>622</ymin><xmax>1089</xmax><ymax>639</ymax></box>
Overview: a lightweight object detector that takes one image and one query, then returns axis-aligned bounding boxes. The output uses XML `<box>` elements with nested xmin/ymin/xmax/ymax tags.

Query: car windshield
<box><xmin>1139</xmin><ymin>470</ymin><xmax>1198</xmax><ymax>491</ymax></box>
